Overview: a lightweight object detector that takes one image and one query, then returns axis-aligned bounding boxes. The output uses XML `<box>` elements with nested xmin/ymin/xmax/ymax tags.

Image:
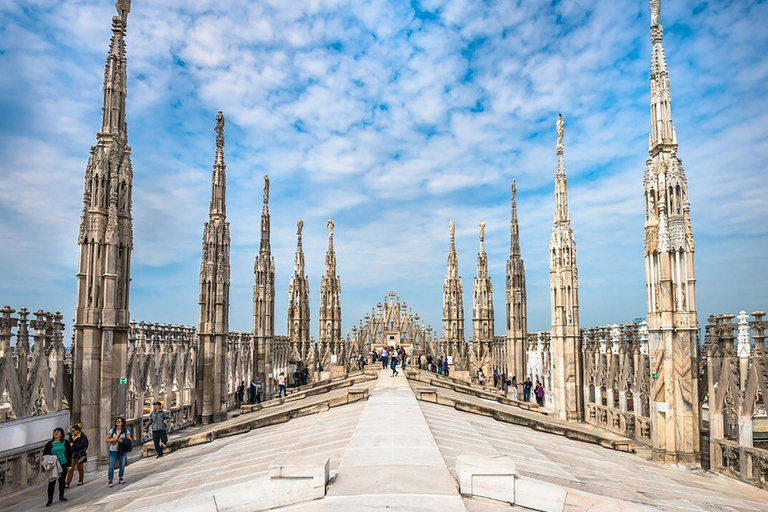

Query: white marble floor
<box><xmin>420</xmin><ymin>400</ymin><xmax>768</xmax><ymax>512</ymax></box>
<box><xmin>287</xmin><ymin>369</ymin><xmax>469</xmax><ymax>511</ymax></box>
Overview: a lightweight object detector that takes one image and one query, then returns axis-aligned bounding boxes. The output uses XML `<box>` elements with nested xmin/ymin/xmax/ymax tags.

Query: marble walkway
<box><xmin>287</xmin><ymin>368</ymin><xmax>470</xmax><ymax>511</ymax></box>
<box><xmin>4</xmin><ymin>369</ymin><xmax>768</xmax><ymax>512</ymax></box>
<box><xmin>420</xmin><ymin>399</ymin><xmax>768</xmax><ymax>512</ymax></box>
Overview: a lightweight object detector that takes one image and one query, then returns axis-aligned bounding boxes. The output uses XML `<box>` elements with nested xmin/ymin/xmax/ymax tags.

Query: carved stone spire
<box><xmin>209</xmin><ymin>112</ymin><xmax>226</xmax><ymax>217</ymax></box>
<box><xmin>197</xmin><ymin>111</ymin><xmax>231</xmax><ymax>424</ymax></box>
<box><xmin>288</xmin><ymin>219</ymin><xmax>310</xmax><ymax>362</ymax></box>
<box><xmin>643</xmin><ymin>0</ymin><xmax>700</xmax><ymax>466</ymax></box>
<box><xmin>507</xmin><ymin>180</ymin><xmax>527</xmax><ymax>380</ymax></box>
<box><xmin>473</xmin><ymin>221</ymin><xmax>494</xmax><ymax>373</ymax></box>
<box><xmin>72</xmin><ymin>3</ymin><xmax>134</xmax><ymax>458</ymax></box>
<box><xmin>549</xmin><ymin>113</ymin><xmax>583</xmax><ymax>422</ymax></box>
<box><xmin>554</xmin><ymin>114</ymin><xmax>570</xmax><ymax>226</ymax></box>
<box><xmin>254</xmin><ymin>174</ymin><xmax>275</xmax><ymax>395</ymax></box>
<box><xmin>319</xmin><ymin>218</ymin><xmax>342</xmax><ymax>357</ymax></box>
<box><xmin>442</xmin><ymin>219</ymin><xmax>464</xmax><ymax>357</ymax></box>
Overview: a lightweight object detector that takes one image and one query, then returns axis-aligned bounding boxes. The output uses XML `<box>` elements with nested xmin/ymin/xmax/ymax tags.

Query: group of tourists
<box><xmin>369</xmin><ymin>346</ymin><xmax>409</xmax><ymax>376</ymax></box>
<box><xmin>418</xmin><ymin>354</ymin><xmax>450</xmax><ymax>376</ymax></box>
<box><xmin>41</xmin><ymin>401</ymin><xmax>172</xmax><ymax>506</ymax></box>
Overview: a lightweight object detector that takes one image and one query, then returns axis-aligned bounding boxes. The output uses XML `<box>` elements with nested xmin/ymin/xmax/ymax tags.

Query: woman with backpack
<box><xmin>106</xmin><ymin>416</ymin><xmax>131</xmax><ymax>487</ymax></box>
<box><xmin>66</xmin><ymin>423</ymin><xmax>88</xmax><ymax>488</ymax></box>
<box><xmin>42</xmin><ymin>427</ymin><xmax>71</xmax><ymax>506</ymax></box>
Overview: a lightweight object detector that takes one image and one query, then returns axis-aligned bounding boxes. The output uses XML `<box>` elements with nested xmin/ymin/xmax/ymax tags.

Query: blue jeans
<box><xmin>278</xmin><ymin>384</ymin><xmax>286</xmax><ymax>397</ymax></box>
<box><xmin>108</xmin><ymin>451</ymin><xmax>127</xmax><ymax>480</ymax></box>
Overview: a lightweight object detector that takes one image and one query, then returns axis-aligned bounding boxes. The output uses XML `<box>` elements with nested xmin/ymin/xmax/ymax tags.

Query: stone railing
<box><xmin>581</xmin><ymin>322</ymin><xmax>651</xmax><ymax>446</ymax></box>
<box><xmin>710</xmin><ymin>438</ymin><xmax>768</xmax><ymax>490</ymax></box>
<box><xmin>585</xmin><ymin>402</ymin><xmax>652</xmax><ymax>444</ymax></box>
<box><xmin>705</xmin><ymin>311</ymin><xmax>768</xmax><ymax>490</ymax></box>
<box><xmin>125</xmin><ymin>321</ymin><xmax>198</xmax><ymax>445</ymax></box>
<box><xmin>0</xmin><ymin>306</ymin><xmax>69</xmax><ymax>499</ymax></box>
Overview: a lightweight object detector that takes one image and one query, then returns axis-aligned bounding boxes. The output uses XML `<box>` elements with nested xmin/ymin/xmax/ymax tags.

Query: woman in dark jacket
<box><xmin>43</xmin><ymin>427</ymin><xmax>72</xmax><ymax>506</ymax></box>
<box><xmin>66</xmin><ymin>424</ymin><xmax>88</xmax><ymax>487</ymax></box>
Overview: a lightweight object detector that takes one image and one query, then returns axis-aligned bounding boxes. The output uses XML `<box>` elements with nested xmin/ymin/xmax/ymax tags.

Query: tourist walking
<box><xmin>401</xmin><ymin>352</ymin><xmax>407</xmax><ymax>371</ymax></box>
<box><xmin>65</xmin><ymin>423</ymin><xmax>88</xmax><ymax>488</ymax></box>
<box><xmin>357</xmin><ymin>352</ymin><xmax>366</xmax><ymax>371</ymax></box>
<box><xmin>523</xmin><ymin>378</ymin><xmax>532</xmax><ymax>402</ymax></box>
<box><xmin>443</xmin><ymin>359</ymin><xmax>450</xmax><ymax>377</ymax></box>
<box><xmin>256</xmin><ymin>379</ymin><xmax>263</xmax><ymax>403</ymax></box>
<box><xmin>106</xmin><ymin>416</ymin><xmax>131</xmax><ymax>487</ymax></box>
<box><xmin>381</xmin><ymin>348</ymin><xmax>389</xmax><ymax>369</ymax></box>
<box><xmin>437</xmin><ymin>357</ymin><xmax>443</xmax><ymax>375</ymax></box>
<box><xmin>293</xmin><ymin>368</ymin><xmax>301</xmax><ymax>388</ymax></box>
<box><xmin>236</xmin><ymin>381</ymin><xmax>245</xmax><ymax>407</ymax></box>
<box><xmin>301</xmin><ymin>366</ymin><xmax>309</xmax><ymax>386</ymax></box>
<box><xmin>43</xmin><ymin>427</ymin><xmax>71</xmax><ymax>506</ymax></box>
<box><xmin>277</xmin><ymin>372</ymin><xmax>287</xmax><ymax>397</ymax></box>
<box><xmin>534</xmin><ymin>381</ymin><xmax>545</xmax><ymax>406</ymax></box>
<box><xmin>511</xmin><ymin>376</ymin><xmax>518</xmax><ymax>400</ymax></box>
<box><xmin>248</xmin><ymin>379</ymin><xmax>257</xmax><ymax>404</ymax></box>
<box><xmin>390</xmin><ymin>350</ymin><xmax>399</xmax><ymax>376</ymax></box>
<box><xmin>150</xmin><ymin>401</ymin><xmax>170</xmax><ymax>458</ymax></box>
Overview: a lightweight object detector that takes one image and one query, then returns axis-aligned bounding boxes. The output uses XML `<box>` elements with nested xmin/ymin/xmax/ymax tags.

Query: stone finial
<box><xmin>215</xmin><ymin>111</ymin><xmax>225</xmax><ymax>148</ymax></box>
<box><xmin>556</xmin><ymin>113</ymin><xmax>565</xmax><ymax>148</ymax></box>
<box><xmin>650</xmin><ymin>0</ymin><xmax>660</xmax><ymax>26</ymax></box>
<box><xmin>736</xmin><ymin>310</ymin><xmax>751</xmax><ymax>358</ymax></box>
<box><xmin>116</xmin><ymin>0</ymin><xmax>131</xmax><ymax>17</ymax></box>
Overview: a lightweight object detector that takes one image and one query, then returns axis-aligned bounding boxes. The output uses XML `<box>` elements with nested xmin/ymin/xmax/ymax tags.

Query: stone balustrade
<box><xmin>705</xmin><ymin>311</ymin><xmax>768</xmax><ymax>490</ymax></box>
<box><xmin>581</xmin><ymin>321</ymin><xmax>652</xmax><ymax>446</ymax></box>
<box><xmin>0</xmin><ymin>306</ymin><xmax>68</xmax><ymax>498</ymax></box>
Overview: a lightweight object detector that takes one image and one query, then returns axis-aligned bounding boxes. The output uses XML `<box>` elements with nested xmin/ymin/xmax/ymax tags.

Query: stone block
<box><xmin>417</xmin><ymin>387</ymin><xmax>438</xmax><ymax>403</ymax></box>
<box><xmin>348</xmin><ymin>387</ymin><xmax>369</xmax><ymax>402</ymax></box>
<box><xmin>456</xmin><ymin>454</ymin><xmax>516</xmax><ymax>504</ymax></box>
<box><xmin>515</xmin><ymin>474</ymin><xmax>567</xmax><ymax>512</ymax></box>
<box><xmin>269</xmin><ymin>455</ymin><xmax>330</xmax><ymax>485</ymax></box>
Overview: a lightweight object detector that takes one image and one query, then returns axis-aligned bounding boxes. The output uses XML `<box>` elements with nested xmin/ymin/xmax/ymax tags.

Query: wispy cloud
<box><xmin>0</xmin><ymin>0</ymin><xmax>766</xmax><ymax>340</ymax></box>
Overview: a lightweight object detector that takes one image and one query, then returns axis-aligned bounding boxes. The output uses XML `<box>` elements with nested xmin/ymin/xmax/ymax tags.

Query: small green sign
<box><xmin>650</xmin><ymin>373</ymin><xmax>657</xmax><ymax>380</ymax></box>
<box><xmin>119</xmin><ymin>378</ymin><xmax>127</xmax><ymax>384</ymax></box>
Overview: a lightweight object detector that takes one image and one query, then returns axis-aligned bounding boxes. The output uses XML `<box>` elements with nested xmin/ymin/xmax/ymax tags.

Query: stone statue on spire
<box><xmin>327</xmin><ymin>218</ymin><xmax>334</xmax><ymax>235</ymax></box>
<box><xmin>215</xmin><ymin>111</ymin><xmax>225</xmax><ymax>147</ymax></box>
<box><xmin>297</xmin><ymin>218</ymin><xmax>303</xmax><ymax>236</ymax></box>
<box><xmin>263</xmin><ymin>175</ymin><xmax>269</xmax><ymax>204</ymax></box>
<box><xmin>651</xmin><ymin>0</ymin><xmax>660</xmax><ymax>26</ymax></box>
<box><xmin>449</xmin><ymin>218</ymin><xmax>455</xmax><ymax>239</ymax></box>
<box><xmin>115</xmin><ymin>0</ymin><xmax>131</xmax><ymax>18</ymax></box>
<box><xmin>479</xmin><ymin>221</ymin><xmax>485</xmax><ymax>242</ymax></box>
<box><xmin>556</xmin><ymin>113</ymin><xmax>565</xmax><ymax>148</ymax></box>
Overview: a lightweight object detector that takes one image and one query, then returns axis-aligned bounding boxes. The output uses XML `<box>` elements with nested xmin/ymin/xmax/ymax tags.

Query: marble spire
<box><xmin>319</xmin><ymin>218</ymin><xmax>342</xmax><ymax>357</ymax></box>
<box><xmin>254</xmin><ymin>175</ymin><xmax>276</xmax><ymax>395</ymax></box>
<box><xmin>72</xmin><ymin>1</ymin><xmax>134</xmax><ymax>459</ymax></box>
<box><xmin>196</xmin><ymin>111</ymin><xmax>231</xmax><ymax>424</ymax></box>
<box><xmin>287</xmin><ymin>219</ymin><xmax>310</xmax><ymax>362</ymax></box>
<box><xmin>473</xmin><ymin>221</ymin><xmax>494</xmax><ymax>374</ymax></box>
<box><xmin>507</xmin><ymin>180</ymin><xmax>528</xmax><ymax>380</ymax></box>
<box><xmin>643</xmin><ymin>0</ymin><xmax>700</xmax><ymax>466</ymax></box>
<box><xmin>442</xmin><ymin>219</ymin><xmax>465</xmax><ymax>357</ymax></box>
<box><xmin>549</xmin><ymin>114</ymin><xmax>583</xmax><ymax>422</ymax></box>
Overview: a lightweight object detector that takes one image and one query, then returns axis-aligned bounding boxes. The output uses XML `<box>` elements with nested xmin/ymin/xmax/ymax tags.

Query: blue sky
<box><xmin>0</xmin><ymin>0</ymin><xmax>766</xmax><ymax>342</ymax></box>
